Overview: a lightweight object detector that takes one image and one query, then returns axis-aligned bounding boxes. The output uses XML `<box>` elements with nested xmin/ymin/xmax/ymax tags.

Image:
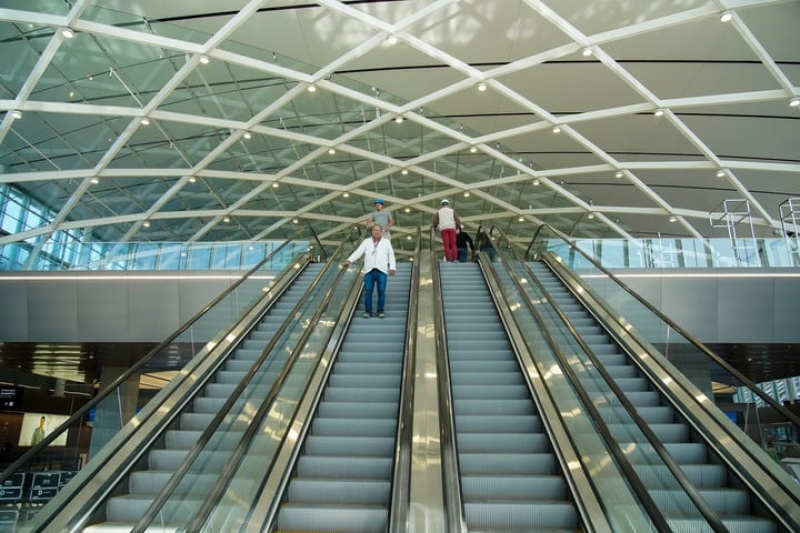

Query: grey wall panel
<box><xmin>716</xmin><ymin>278</ymin><xmax>775</xmax><ymax>343</ymax></box>
<box><xmin>177</xmin><ymin>278</ymin><xmax>233</xmax><ymax>325</ymax></box>
<box><xmin>661</xmin><ymin>278</ymin><xmax>719</xmax><ymax>341</ymax></box>
<box><xmin>127</xmin><ymin>281</ymin><xmax>181</xmax><ymax>341</ymax></box>
<box><xmin>0</xmin><ymin>281</ymin><xmax>29</xmax><ymax>341</ymax></box>
<box><xmin>28</xmin><ymin>280</ymin><xmax>79</xmax><ymax>341</ymax></box>
<box><xmin>774</xmin><ymin>278</ymin><xmax>800</xmax><ymax>343</ymax></box>
<box><xmin>78</xmin><ymin>280</ymin><xmax>129</xmax><ymax>341</ymax></box>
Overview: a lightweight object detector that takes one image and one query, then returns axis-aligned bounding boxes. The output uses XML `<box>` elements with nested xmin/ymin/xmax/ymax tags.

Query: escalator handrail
<box><xmin>0</xmin><ymin>238</ymin><xmax>304</xmax><ymax>486</ymax></box>
<box><xmin>431</xmin><ymin>224</ymin><xmax>469</xmax><ymax>533</ymax></box>
<box><xmin>493</xmin><ymin>227</ymin><xmax>728</xmax><ymax>532</ymax></box>
<box><xmin>128</xmin><ymin>248</ymin><xmax>352</xmax><ymax>533</ymax></box>
<box><xmin>522</xmin><ymin>223</ymin><xmax>800</xmax><ymax>430</ymax></box>
<box><xmin>388</xmin><ymin>225</ymin><xmax>422</xmax><ymax>533</ymax></box>
<box><xmin>484</xmin><ymin>231</ymin><xmax>675</xmax><ymax>532</ymax></box>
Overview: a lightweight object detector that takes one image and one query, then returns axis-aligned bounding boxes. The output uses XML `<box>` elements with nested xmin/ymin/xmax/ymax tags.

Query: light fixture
<box><xmin>720</xmin><ymin>11</ymin><xmax>733</xmax><ymax>22</ymax></box>
<box><xmin>477</xmin><ymin>82</ymin><xmax>487</xmax><ymax>92</ymax></box>
<box><xmin>328</xmin><ymin>148</ymin><xmax>336</xmax><ymax>154</ymax></box>
<box><xmin>199</xmin><ymin>55</ymin><xmax>210</xmax><ymax>65</ymax></box>
<box><xmin>140</xmin><ymin>117</ymin><xmax>150</xmax><ymax>125</ymax></box>
<box><xmin>343</xmin><ymin>192</ymin><xmax>349</xmax><ymax>198</ymax></box>
<box><xmin>406</xmin><ymin>235</ymin><xmax>412</xmax><ymax>240</ymax></box>
<box><xmin>532</xmin><ymin>179</ymin><xmax>540</xmax><ymax>186</ymax></box>
<box><xmin>654</xmin><ymin>108</ymin><xmax>664</xmax><ymax>117</ymax></box>
<box><xmin>272</xmin><ymin>182</ymin><xmax>279</xmax><ymax>188</ymax></box>
<box><xmin>404</xmin><ymin>207</ymin><xmax>410</xmax><ymax>213</ymax></box>
<box><xmin>615</xmin><ymin>171</ymin><xmax>624</xmax><ymax>178</ymax></box>
<box><xmin>463</xmin><ymin>191</ymin><xmax>470</xmax><ymax>197</ymax></box>
<box><xmin>669</xmin><ymin>215</ymin><xmax>677</xmax><ymax>222</ymax></box>
<box><xmin>582</xmin><ymin>47</ymin><xmax>593</xmax><ymax>57</ymax></box>
<box><xmin>143</xmin><ymin>221</ymin><xmax>150</xmax><ymax>228</ymax></box>
<box><xmin>395</xmin><ymin>115</ymin><xmax>404</xmax><ymax>123</ymax></box>
<box><xmin>716</xmin><ymin>169</ymin><xmax>727</xmax><ymax>178</ymax></box>
<box><xmin>790</xmin><ymin>97</ymin><xmax>800</xmax><ymax>108</ymax></box>
<box><xmin>552</xmin><ymin>125</ymin><xmax>561</xmax><ymax>133</ymax></box>
<box><xmin>223</xmin><ymin>216</ymin><xmax>230</xmax><ymax>223</ymax></box>
<box><xmin>10</xmin><ymin>110</ymin><xmax>22</xmax><ymax>120</ymax></box>
<box><xmin>518</xmin><ymin>216</ymin><xmax>524</xmax><ymax>222</ymax></box>
<box><xmin>307</xmin><ymin>84</ymin><xmax>316</xmax><ymax>93</ymax></box>
<box><xmin>401</xmin><ymin>169</ymin><xmax>408</xmax><ymax>175</ymax></box>
<box><xmin>188</xmin><ymin>176</ymin><xmax>197</xmax><ymax>183</ymax></box>
<box><xmin>61</xmin><ymin>28</ymin><xmax>74</xmax><ymax>39</ymax></box>
<box><xmin>386</xmin><ymin>35</ymin><xmax>398</xmax><ymax>45</ymax></box>
<box><xmin>588</xmin><ymin>212</ymin><xmax>595</xmax><ymax>219</ymax></box>
<box><xmin>243</xmin><ymin>131</ymin><xmax>252</xmax><ymax>140</ymax></box>
<box><xmin>292</xmin><ymin>218</ymin><xmax>299</xmax><ymax>224</ymax></box>
<box><xmin>469</xmin><ymin>146</ymin><xmax>478</xmax><ymax>153</ymax></box>
<box><xmin>90</xmin><ymin>177</ymin><xmax>99</xmax><ymax>184</ymax></box>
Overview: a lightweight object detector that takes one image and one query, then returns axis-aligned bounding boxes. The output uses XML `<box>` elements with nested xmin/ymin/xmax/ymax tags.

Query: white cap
<box><xmin>440</xmin><ymin>199</ymin><xmax>450</xmax><ymax>205</ymax></box>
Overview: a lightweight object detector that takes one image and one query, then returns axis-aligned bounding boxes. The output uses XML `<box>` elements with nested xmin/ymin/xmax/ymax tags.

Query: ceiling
<box><xmin>0</xmin><ymin>0</ymin><xmax>798</xmax><ymax>260</ymax></box>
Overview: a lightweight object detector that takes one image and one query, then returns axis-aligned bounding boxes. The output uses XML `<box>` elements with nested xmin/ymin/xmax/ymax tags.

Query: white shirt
<box><xmin>436</xmin><ymin>206</ymin><xmax>458</xmax><ymax>231</ymax></box>
<box><xmin>346</xmin><ymin>237</ymin><xmax>397</xmax><ymax>274</ymax></box>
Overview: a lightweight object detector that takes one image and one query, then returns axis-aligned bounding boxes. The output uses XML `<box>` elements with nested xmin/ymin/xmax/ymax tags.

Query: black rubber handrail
<box><xmin>0</xmin><ymin>238</ymin><xmax>302</xmax><ymax>486</ymax></box>
<box><xmin>524</xmin><ymin>223</ymin><xmax>800</xmax><ymax>430</ymax></box>
<box><xmin>494</xmin><ymin>226</ymin><xmax>727</xmax><ymax>532</ymax></box>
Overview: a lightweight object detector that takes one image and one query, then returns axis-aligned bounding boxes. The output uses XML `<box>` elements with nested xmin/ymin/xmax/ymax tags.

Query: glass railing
<box><xmin>522</xmin><ymin>224</ymin><xmax>800</xmax><ymax>454</ymax></box>
<box><xmin>0</xmin><ymin>242</ymin><xmax>311</xmax><ymax>527</ymax></box>
<box><xmin>0</xmin><ymin>240</ymin><xmax>312</xmax><ymax>272</ymax></box>
<box><xmin>526</xmin><ymin>231</ymin><xmax>800</xmax><ymax>269</ymax></box>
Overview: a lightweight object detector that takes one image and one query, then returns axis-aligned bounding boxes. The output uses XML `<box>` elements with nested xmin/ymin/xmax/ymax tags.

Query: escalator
<box><xmin>523</xmin><ymin>260</ymin><xmax>781</xmax><ymax>532</ymax></box>
<box><xmin>439</xmin><ymin>262</ymin><xmax>580</xmax><ymax>531</ymax></box>
<box><xmin>274</xmin><ymin>262</ymin><xmax>412</xmax><ymax>532</ymax></box>
<box><xmin>83</xmin><ymin>263</ymin><xmax>325</xmax><ymax>529</ymax></box>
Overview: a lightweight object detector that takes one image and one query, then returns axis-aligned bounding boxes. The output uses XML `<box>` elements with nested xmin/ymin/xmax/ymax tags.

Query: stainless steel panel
<box><xmin>128</xmin><ymin>280</ymin><xmax>181</xmax><ymax>341</ymax></box>
<box><xmin>77</xmin><ymin>280</ymin><xmax>128</xmax><ymax>342</ymax></box>
<box><xmin>0</xmin><ymin>281</ymin><xmax>30</xmax><ymax>341</ymax></box>
<box><xmin>28</xmin><ymin>280</ymin><xmax>79</xmax><ymax>341</ymax></box>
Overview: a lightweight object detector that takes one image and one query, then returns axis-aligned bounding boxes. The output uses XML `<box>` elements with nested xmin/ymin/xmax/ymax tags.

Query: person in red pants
<box><xmin>433</xmin><ymin>199</ymin><xmax>462</xmax><ymax>262</ymax></box>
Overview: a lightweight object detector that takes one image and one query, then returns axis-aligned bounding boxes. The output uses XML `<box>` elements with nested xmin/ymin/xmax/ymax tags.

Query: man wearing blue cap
<box><xmin>366</xmin><ymin>198</ymin><xmax>393</xmax><ymax>240</ymax></box>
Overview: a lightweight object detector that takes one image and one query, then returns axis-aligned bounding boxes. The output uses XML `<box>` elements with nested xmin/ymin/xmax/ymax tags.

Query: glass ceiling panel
<box><xmin>0</xmin><ymin>23</ymin><xmax>49</xmax><ymax>98</ymax></box>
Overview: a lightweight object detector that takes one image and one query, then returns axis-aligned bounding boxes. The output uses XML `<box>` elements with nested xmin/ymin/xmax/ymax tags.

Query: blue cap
<box><xmin>374</xmin><ymin>198</ymin><xmax>384</xmax><ymax>204</ymax></box>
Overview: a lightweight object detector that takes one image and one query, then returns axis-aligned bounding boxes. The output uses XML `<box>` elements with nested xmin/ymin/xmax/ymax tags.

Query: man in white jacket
<box><xmin>343</xmin><ymin>224</ymin><xmax>397</xmax><ymax>319</ymax></box>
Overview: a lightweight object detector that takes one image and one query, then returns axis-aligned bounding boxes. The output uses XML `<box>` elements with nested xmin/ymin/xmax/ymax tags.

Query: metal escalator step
<box><xmin>649</xmin><ymin>488</ymin><xmax>751</xmax><ymax>515</ymax></box>
<box><xmin>452</xmin><ymin>384</ymin><xmax>530</xmax><ymax>400</ymax></box>
<box><xmin>328</xmin><ymin>362</ymin><xmax>402</xmax><ymax>375</ymax></box>
<box><xmin>590</xmin><ymin>390</ymin><xmax>660</xmax><ymax>406</ymax></box>
<box><xmin>327</xmin><ymin>374</ymin><xmax>401</xmax><ymax>388</ymax></box>
<box><xmin>164</xmin><ymin>428</ymin><xmax>244</xmax><ymax>450</ymax></box>
<box><xmin>287</xmin><ymin>479</ymin><xmax>391</xmax><ymax>504</ymax></box>
<box><xmin>128</xmin><ymin>470</ymin><xmax>218</xmax><ymax>496</ymax></box>
<box><xmin>459</xmin><ymin>453</ymin><xmax>558</xmax><ymax>475</ymax></box>
<box><xmin>450</xmin><ymin>360</ymin><xmax>520</xmax><ymax>373</ymax></box>
<box><xmin>302</xmin><ymin>435</ymin><xmax>396</xmax><ymax>457</ymax></box>
<box><xmin>316</xmin><ymin>401</ymin><xmax>398</xmax><ymax>419</ymax></box>
<box><xmin>607</xmin><ymin>422</ymin><xmax>689</xmax><ymax>442</ymax></box>
<box><xmin>296</xmin><ymin>456</ymin><xmax>393</xmax><ymax>479</ymax></box>
<box><xmin>455</xmin><ymin>414</ymin><xmax>541</xmax><ymax>434</ymax></box>
<box><xmin>462</xmin><ymin>474</ymin><xmax>567</xmax><ymax>500</ymax></box>
<box><xmin>277</xmin><ymin>504</ymin><xmax>386</xmax><ymax>533</ymax></box>
<box><xmin>311</xmin><ymin>418</ymin><xmax>396</xmax><ymax>437</ymax></box>
<box><xmin>667</xmin><ymin>516</ymin><xmax>776</xmax><ymax>533</ymax></box>
<box><xmin>633</xmin><ymin>463</ymin><xmax>727</xmax><ymax>488</ymax></box>
<box><xmin>450</xmin><ymin>372</ymin><xmax>526</xmax><ymax>387</ymax></box>
<box><xmin>446</xmin><ymin>349</ymin><xmax>515</xmax><ymax>361</ymax></box>
<box><xmin>106</xmin><ymin>494</ymin><xmax>202</xmax><ymax>523</ymax></box>
<box><xmin>464</xmin><ymin>501</ymin><xmax>578</xmax><ymax>530</ymax></box>
<box><xmin>457</xmin><ymin>433</ymin><xmax>551</xmax><ymax>454</ymax></box>
<box><xmin>454</xmin><ymin>399</ymin><xmax>534</xmax><ymax>416</ymax></box>
<box><xmin>334</xmin><ymin>350</ymin><xmax>405</xmax><ymax>363</ymax></box>
<box><xmin>322</xmin><ymin>387</ymin><xmax>399</xmax><ymax>403</ymax></box>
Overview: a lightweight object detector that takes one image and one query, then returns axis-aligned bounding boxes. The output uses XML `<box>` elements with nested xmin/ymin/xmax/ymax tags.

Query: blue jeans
<box><xmin>363</xmin><ymin>268</ymin><xmax>388</xmax><ymax>314</ymax></box>
<box><xmin>458</xmin><ymin>248</ymin><xmax>468</xmax><ymax>262</ymax></box>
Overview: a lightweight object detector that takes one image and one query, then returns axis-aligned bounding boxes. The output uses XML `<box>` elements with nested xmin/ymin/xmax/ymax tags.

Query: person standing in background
<box><xmin>433</xmin><ymin>199</ymin><xmax>461</xmax><ymax>262</ymax></box>
<box><xmin>456</xmin><ymin>228</ymin><xmax>474</xmax><ymax>262</ymax></box>
<box><xmin>31</xmin><ymin>416</ymin><xmax>46</xmax><ymax>446</ymax></box>
<box><xmin>343</xmin><ymin>224</ymin><xmax>397</xmax><ymax>319</ymax></box>
<box><xmin>366</xmin><ymin>198</ymin><xmax>393</xmax><ymax>240</ymax></box>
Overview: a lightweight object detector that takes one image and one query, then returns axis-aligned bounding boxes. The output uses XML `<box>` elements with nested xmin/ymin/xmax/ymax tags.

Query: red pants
<box><xmin>441</xmin><ymin>229</ymin><xmax>457</xmax><ymax>261</ymax></box>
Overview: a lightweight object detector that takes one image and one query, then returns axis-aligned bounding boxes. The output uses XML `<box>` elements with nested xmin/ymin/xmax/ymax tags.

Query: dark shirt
<box><xmin>456</xmin><ymin>231</ymin><xmax>474</xmax><ymax>250</ymax></box>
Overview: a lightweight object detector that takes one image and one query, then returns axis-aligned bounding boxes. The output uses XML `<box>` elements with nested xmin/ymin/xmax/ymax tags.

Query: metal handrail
<box><xmin>0</xmin><ymin>238</ymin><xmax>302</xmax><ymax>486</ymax></box>
<box><xmin>523</xmin><ymin>223</ymin><xmax>800</xmax><ymax>430</ymax></box>
<box><xmin>389</xmin><ymin>225</ymin><xmax>422</xmax><ymax>533</ymax></box>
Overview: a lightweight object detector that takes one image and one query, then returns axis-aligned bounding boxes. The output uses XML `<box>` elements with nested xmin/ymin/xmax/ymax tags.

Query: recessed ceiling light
<box><xmin>615</xmin><ymin>171</ymin><xmax>624</xmax><ymax>178</ymax></box>
<box><xmin>143</xmin><ymin>221</ymin><xmax>150</xmax><ymax>227</ymax></box>
<box><xmin>10</xmin><ymin>110</ymin><xmax>22</xmax><ymax>120</ymax></box>
<box><xmin>477</xmin><ymin>82</ymin><xmax>487</xmax><ymax>92</ymax></box>
<box><xmin>552</xmin><ymin>125</ymin><xmax>561</xmax><ymax>133</ymax></box>
<box><xmin>243</xmin><ymin>132</ymin><xmax>252</xmax><ymax>140</ymax></box>
<box><xmin>307</xmin><ymin>84</ymin><xmax>316</xmax><ymax>93</ymax></box>
<box><xmin>343</xmin><ymin>192</ymin><xmax>349</xmax><ymax>198</ymax></box>
<box><xmin>469</xmin><ymin>146</ymin><xmax>478</xmax><ymax>153</ymax></box>
<box><xmin>716</xmin><ymin>169</ymin><xmax>727</xmax><ymax>178</ymax></box>
<box><xmin>140</xmin><ymin>117</ymin><xmax>150</xmax><ymax>125</ymax></box>
<box><xmin>386</xmin><ymin>35</ymin><xmax>398</xmax><ymax>45</ymax></box>
<box><xmin>395</xmin><ymin>116</ymin><xmax>404</xmax><ymax>123</ymax></box>
<box><xmin>463</xmin><ymin>192</ymin><xmax>470</xmax><ymax>197</ymax></box>
<box><xmin>90</xmin><ymin>177</ymin><xmax>99</xmax><ymax>184</ymax></box>
<box><xmin>582</xmin><ymin>47</ymin><xmax>593</xmax><ymax>57</ymax></box>
<box><xmin>720</xmin><ymin>11</ymin><xmax>733</xmax><ymax>22</ymax></box>
<box><xmin>188</xmin><ymin>176</ymin><xmax>196</xmax><ymax>183</ymax></box>
<box><xmin>404</xmin><ymin>207</ymin><xmax>410</xmax><ymax>213</ymax></box>
<box><xmin>272</xmin><ymin>182</ymin><xmax>279</xmax><ymax>188</ymax></box>
<box><xmin>61</xmin><ymin>28</ymin><xmax>74</xmax><ymax>39</ymax></box>
<box><xmin>401</xmin><ymin>169</ymin><xmax>408</xmax><ymax>175</ymax></box>
<box><xmin>588</xmin><ymin>212</ymin><xmax>595</xmax><ymax>219</ymax></box>
<box><xmin>790</xmin><ymin>97</ymin><xmax>800</xmax><ymax>108</ymax></box>
<box><xmin>654</xmin><ymin>109</ymin><xmax>664</xmax><ymax>117</ymax></box>
<box><xmin>328</xmin><ymin>148</ymin><xmax>336</xmax><ymax>154</ymax></box>
<box><xmin>669</xmin><ymin>216</ymin><xmax>677</xmax><ymax>222</ymax></box>
<box><xmin>223</xmin><ymin>216</ymin><xmax>230</xmax><ymax>223</ymax></box>
<box><xmin>532</xmin><ymin>179</ymin><xmax>540</xmax><ymax>186</ymax></box>
<box><xmin>199</xmin><ymin>55</ymin><xmax>210</xmax><ymax>65</ymax></box>
<box><xmin>292</xmin><ymin>218</ymin><xmax>299</xmax><ymax>224</ymax></box>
